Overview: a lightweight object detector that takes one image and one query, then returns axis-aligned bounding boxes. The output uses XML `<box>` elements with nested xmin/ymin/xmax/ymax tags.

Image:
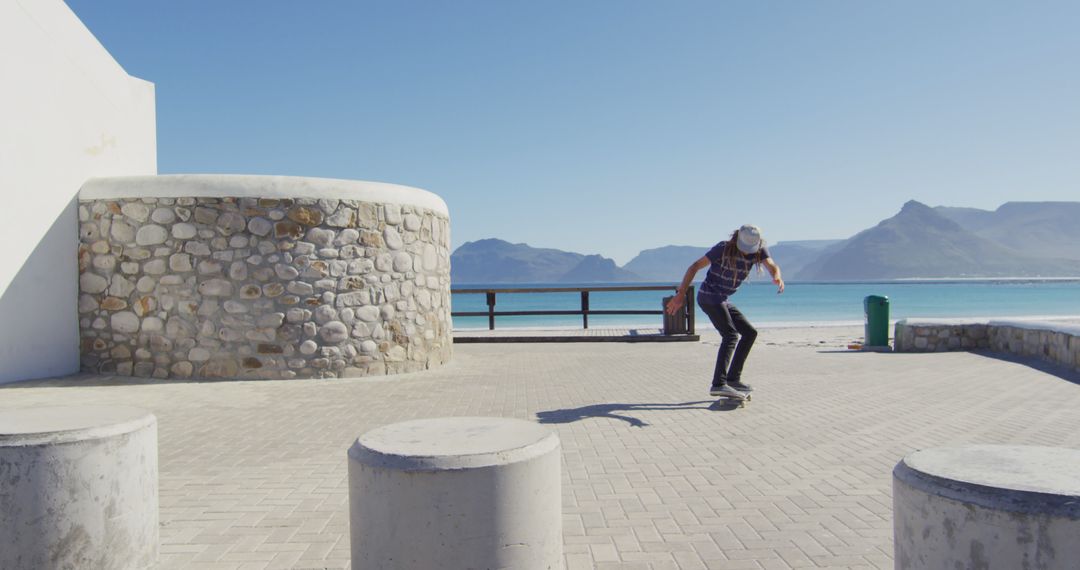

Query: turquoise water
<box><xmin>451</xmin><ymin>280</ymin><xmax>1080</xmax><ymax>330</ymax></box>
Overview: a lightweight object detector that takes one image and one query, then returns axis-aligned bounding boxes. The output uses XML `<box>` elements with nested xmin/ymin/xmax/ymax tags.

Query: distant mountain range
<box><xmin>450</xmin><ymin>201</ymin><xmax>1080</xmax><ymax>283</ymax></box>
<box><xmin>450</xmin><ymin>239</ymin><xmax>639</xmax><ymax>283</ymax></box>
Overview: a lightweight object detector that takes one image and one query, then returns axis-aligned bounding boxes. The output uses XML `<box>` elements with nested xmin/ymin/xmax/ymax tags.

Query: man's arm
<box><xmin>764</xmin><ymin>258</ymin><xmax>785</xmax><ymax>294</ymax></box>
<box><xmin>665</xmin><ymin>256</ymin><xmax>710</xmax><ymax>315</ymax></box>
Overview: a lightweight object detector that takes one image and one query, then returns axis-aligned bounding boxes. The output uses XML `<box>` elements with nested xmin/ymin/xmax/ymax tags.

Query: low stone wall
<box><xmin>895</xmin><ymin>318</ymin><xmax>1080</xmax><ymax>373</ymax></box>
<box><xmin>893</xmin><ymin>319</ymin><xmax>991</xmax><ymax>352</ymax></box>
<box><xmin>987</xmin><ymin>321</ymin><xmax>1080</xmax><ymax>370</ymax></box>
<box><xmin>77</xmin><ymin>175</ymin><xmax>452</xmax><ymax>380</ymax></box>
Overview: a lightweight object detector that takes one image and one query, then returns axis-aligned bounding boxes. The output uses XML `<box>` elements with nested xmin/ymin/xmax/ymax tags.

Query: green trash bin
<box><xmin>864</xmin><ymin>295</ymin><xmax>890</xmax><ymax>347</ymax></box>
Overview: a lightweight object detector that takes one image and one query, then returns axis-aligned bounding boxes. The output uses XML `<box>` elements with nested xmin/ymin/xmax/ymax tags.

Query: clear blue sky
<box><xmin>67</xmin><ymin>0</ymin><xmax>1079</xmax><ymax>264</ymax></box>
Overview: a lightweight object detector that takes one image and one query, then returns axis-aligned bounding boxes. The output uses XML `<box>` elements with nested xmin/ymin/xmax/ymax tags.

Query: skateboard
<box><xmin>715</xmin><ymin>391</ymin><xmax>751</xmax><ymax>408</ymax></box>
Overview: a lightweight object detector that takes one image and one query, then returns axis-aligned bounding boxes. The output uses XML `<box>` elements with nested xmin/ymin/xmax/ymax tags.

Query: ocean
<box><xmin>450</xmin><ymin>279</ymin><xmax>1080</xmax><ymax>330</ymax></box>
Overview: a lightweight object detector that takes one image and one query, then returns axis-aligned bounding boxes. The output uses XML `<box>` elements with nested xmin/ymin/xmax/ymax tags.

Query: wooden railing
<box><xmin>451</xmin><ymin>285</ymin><xmax>695</xmax><ymax>333</ymax></box>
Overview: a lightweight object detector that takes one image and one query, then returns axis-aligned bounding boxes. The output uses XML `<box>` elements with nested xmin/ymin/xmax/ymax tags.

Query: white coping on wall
<box><xmin>896</xmin><ymin>318</ymin><xmax>991</xmax><ymax>326</ymax></box>
<box><xmin>0</xmin><ymin>405</ymin><xmax>157</xmax><ymax>446</ymax></box>
<box><xmin>989</xmin><ymin>319</ymin><xmax>1080</xmax><ymax>336</ymax></box>
<box><xmin>898</xmin><ymin>318</ymin><xmax>1080</xmax><ymax>336</ymax></box>
<box><xmin>350</xmin><ymin>416</ymin><xmax>561</xmax><ymax>471</ymax></box>
<box><xmin>79</xmin><ymin>174</ymin><xmax>449</xmax><ymax>217</ymax></box>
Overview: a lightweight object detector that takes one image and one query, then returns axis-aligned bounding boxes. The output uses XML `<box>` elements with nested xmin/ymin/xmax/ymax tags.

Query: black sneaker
<box><xmin>709</xmin><ymin>384</ymin><xmax>725</xmax><ymax>396</ymax></box>
<box><xmin>728</xmin><ymin>380</ymin><xmax>753</xmax><ymax>392</ymax></box>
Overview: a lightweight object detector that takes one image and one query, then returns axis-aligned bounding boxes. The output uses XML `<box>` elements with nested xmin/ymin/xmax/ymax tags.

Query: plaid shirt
<box><xmin>697</xmin><ymin>241</ymin><xmax>769</xmax><ymax>305</ymax></box>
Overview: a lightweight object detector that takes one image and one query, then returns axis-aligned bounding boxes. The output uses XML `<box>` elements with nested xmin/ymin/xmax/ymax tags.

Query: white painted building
<box><xmin>0</xmin><ymin>0</ymin><xmax>157</xmax><ymax>383</ymax></box>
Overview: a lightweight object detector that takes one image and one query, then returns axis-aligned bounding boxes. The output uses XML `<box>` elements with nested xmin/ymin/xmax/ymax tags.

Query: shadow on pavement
<box><xmin>817</xmin><ymin>348</ymin><xmax>1080</xmax><ymax>385</ymax></box>
<box><xmin>972</xmin><ymin>350</ymin><xmax>1080</xmax><ymax>385</ymax></box>
<box><xmin>537</xmin><ymin>400</ymin><xmax>729</xmax><ymax>428</ymax></box>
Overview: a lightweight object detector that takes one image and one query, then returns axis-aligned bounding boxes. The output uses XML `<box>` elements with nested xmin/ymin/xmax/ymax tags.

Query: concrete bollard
<box><xmin>893</xmin><ymin>445</ymin><xmax>1080</xmax><ymax>570</ymax></box>
<box><xmin>0</xmin><ymin>406</ymin><xmax>159</xmax><ymax>570</ymax></box>
<box><xmin>349</xmin><ymin>417</ymin><xmax>562</xmax><ymax>569</ymax></box>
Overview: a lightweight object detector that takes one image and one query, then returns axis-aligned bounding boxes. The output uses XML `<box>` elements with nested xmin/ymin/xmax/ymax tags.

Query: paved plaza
<box><xmin>4</xmin><ymin>325</ymin><xmax>1080</xmax><ymax>569</ymax></box>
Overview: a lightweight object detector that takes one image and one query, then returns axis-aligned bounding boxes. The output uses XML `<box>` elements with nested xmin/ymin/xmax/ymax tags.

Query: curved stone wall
<box><xmin>77</xmin><ymin>175</ymin><xmax>452</xmax><ymax>380</ymax></box>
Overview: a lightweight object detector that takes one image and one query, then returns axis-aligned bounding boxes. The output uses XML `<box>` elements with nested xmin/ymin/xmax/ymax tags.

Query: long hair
<box><xmin>719</xmin><ymin>229</ymin><xmax>767</xmax><ymax>287</ymax></box>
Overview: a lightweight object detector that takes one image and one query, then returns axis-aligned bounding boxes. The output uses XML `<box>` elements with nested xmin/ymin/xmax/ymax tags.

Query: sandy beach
<box><xmin>457</xmin><ymin>316</ymin><xmax>1080</xmax><ymax>349</ymax></box>
<box><xmin>734</xmin><ymin>323</ymin><xmax>866</xmax><ymax>350</ymax></box>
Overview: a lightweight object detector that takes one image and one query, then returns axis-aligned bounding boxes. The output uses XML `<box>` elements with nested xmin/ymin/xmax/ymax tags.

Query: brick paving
<box><xmin>3</xmin><ymin>327</ymin><xmax>1080</xmax><ymax>569</ymax></box>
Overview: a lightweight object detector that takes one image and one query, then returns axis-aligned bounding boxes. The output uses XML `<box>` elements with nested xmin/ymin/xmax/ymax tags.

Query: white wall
<box><xmin>0</xmin><ymin>0</ymin><xmax>156</xmax><ymax>383</ymax></box>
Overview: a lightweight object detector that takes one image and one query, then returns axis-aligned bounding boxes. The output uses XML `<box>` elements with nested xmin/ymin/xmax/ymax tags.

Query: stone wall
<box><xmin>895</xmin><ymin>319</ymin><xmax>1080</xmax><ymax>373</ymax></box>
<box><xmin>988</xmin><ymin>322</ymin><xmax>1080</xmax><ymax>371</ymax></box>
<box><xmin>78</xmin><ymin>176</ymin><xmax>452</xmax><ymax>380</ymax></box>
<box><xmin>893</xmin><ymin>320</ymin><xmax>990</xmax><ymax>352</ymax></box>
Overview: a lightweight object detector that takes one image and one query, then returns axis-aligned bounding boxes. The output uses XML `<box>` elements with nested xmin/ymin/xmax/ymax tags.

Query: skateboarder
<box><xmin>665</xmin><ymin>224</ymin><xmax>785</xmax><ymax>399</ymax></box>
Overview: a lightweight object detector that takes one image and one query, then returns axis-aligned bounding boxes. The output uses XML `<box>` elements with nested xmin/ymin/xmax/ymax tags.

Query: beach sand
<box><xmin>457</xmin><ymin>316</ymin><xmax>1080</xmax><ymax>348</ymax></box>
<box><xmin>455</xmin><ymin>322</ymin><xmax>871</xmax><ymax>349</ymax></box>
<box><xmin>731</xmin><ymin>323</ymin><xmax>866</xmax><ymax>349</ymax></box>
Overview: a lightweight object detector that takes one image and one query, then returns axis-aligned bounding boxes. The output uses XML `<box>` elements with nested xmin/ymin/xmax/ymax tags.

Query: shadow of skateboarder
<box><xmin>537</xmin><ymin>400</ymin><xmax>733</xmax><ymax>427</ymax></box>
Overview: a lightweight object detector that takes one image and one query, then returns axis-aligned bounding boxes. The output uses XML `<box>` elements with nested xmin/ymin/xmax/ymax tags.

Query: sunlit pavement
<box><xmin>4</xmin><ymin>328</ymin><xmax>1080</xmax><ymax>569</ymax></box>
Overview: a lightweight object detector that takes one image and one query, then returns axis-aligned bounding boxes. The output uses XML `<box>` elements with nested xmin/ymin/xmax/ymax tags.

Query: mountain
<box><xmin>798</xmin><ymin>200</ymin><xmax>1080</xmax><ymax>280</ymax></box>
<box><xmin>621</xmin><ymin>245</ymin><xmax>710</xmax><ymax>281</ymax></box>
<box><xmin>936</xmin><ymin>202</ymin><xmax>1080</xmax><ymax>261</ymax></box>
<box><xmin>452</xmin><ymin>201</ymin><xmax>1080</xmax><ymax>283</ymax></box>
<box><xmin>450</xmin><ymin>239</ymin><xmax>642</xmax><ymax>283</ymax></box>
<box><xmin>620</xmin><ymin>241</ymin><xmax>844</xmax><ymax>282</ymax></box>
<box><xmin>931</xmin><ymin>206</ymin><xmax>996</xmax><ymax>231</ymax></box>
<box><xmin>450</xmin><ymin>239</ymin><xmax>584</xmax><ymax>283</ymax></box>
<box><xmin>768</xmin><ymin>240</ymin><xmax>843</xmax><ymax>278</ymax></box>
<box><xmin>559</xmin><ymin>255</ymin><xmax>640</xmax><ymax>282</ymax></box>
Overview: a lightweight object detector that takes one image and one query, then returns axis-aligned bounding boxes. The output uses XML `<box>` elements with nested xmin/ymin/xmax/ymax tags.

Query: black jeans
<box><xmin>699</xmin><ymin>301</ymin><xmax>758</xmax><ymax>386</ymax></box>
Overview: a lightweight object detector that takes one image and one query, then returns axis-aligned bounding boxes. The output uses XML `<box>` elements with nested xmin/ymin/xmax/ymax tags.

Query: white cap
<box><xmin>736</xmin><ymin>224</ymin><xmax>763</xmax><ymax>254</ymax></box>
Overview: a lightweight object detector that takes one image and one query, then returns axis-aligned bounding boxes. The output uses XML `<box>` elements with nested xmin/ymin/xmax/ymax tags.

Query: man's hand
<box><xmin>764</xmin><ymin>258</ymin><xmax>785</xmax><ymax>294</ymax></box>
<box><xmin>665</xmin><ymin>294</ymin><xmax>685</xmax><ymax>315</ymax></box>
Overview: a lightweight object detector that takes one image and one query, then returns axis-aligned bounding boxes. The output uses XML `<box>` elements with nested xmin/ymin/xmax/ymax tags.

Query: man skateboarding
<box><xmin>665</xmin><ymin>224</ymin><xmax>785</xmax><ymax>400</ymax></box>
